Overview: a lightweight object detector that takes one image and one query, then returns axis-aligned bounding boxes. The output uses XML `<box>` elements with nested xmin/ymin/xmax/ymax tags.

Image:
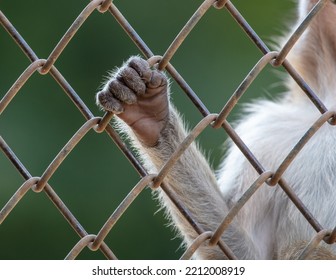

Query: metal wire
<box><xmin>1</xmin><ymin>0</ymin><xmax>335</xmax><ymax>260</ymax></box>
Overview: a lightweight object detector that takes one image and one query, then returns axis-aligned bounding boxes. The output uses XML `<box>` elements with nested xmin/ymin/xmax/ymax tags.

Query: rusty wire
<box><xmin>180</xmin><ymin>231</ymin><xmax>213</xmax><ymax>260</ymax></box>
<box><xmin>298</xmin><ymin>230</ymin><xmax>332</xmax><ymax>260</ymax></box>
<box><xmin>1</xmin><ymin>0</ymin><xmax>336</xmax><ymax>260</ymax></box>
<box><xmin>273</xmin><ymin>0</ymin><xmax>329</xmax><ymax>67</ymax></box>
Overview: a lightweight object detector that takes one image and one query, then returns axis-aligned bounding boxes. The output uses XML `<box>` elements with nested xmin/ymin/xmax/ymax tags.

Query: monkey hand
<box><xmin>96</xmin><ymin>56</ymin><xmax>169</xmax><ymax>147</ymax></box>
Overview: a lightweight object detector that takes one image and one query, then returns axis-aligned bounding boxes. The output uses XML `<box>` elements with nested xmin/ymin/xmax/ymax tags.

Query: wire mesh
<box><xmin>1</xmin><ymin>0</ymin><xmax>335</xmax><ymax>259</ymax></box>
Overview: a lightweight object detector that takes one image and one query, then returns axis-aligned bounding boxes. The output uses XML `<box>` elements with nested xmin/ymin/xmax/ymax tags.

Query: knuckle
<box><xmin>128</xmin><ymin>57</ymin><xmax>151</xmax><ymax>81</ymax></box>
<box><xmin>108</xmin><ymin>79</ymin><xmax>137</xmax><ymax>104</ymax></box>
<box><xmin>108</xmin><ymin>79</ymin><xmax>121</xmax><ymax>93</ymax></box>
<box><xmin>118</xmin><ymin>67</ymin><xmax>146</xmax><ymax>95</ymax></box>
<box><xmin>149</xmin><ymin>70</ymin><xmax>167</xmax><ymax>88</ymax></box>
<box><xmin>96</xmin><ymin>90</ymin><xmax>123</xmax><ymax>113</ymax></box>
<box><xmin>121</xmin><ymin>67</ymin><xmax>137</xmax><ymax>80</ymax></box>
<box><xmin>129</xmin><ymin>56</ymin><xmax>148</xmax><ymax>68</ymax></box>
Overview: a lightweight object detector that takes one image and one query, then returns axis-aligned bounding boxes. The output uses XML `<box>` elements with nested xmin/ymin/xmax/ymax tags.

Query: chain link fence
<box><xmin>1</xmin><ymin>0</ymin><xmax>336</xmax><ymax>259</ymax></box>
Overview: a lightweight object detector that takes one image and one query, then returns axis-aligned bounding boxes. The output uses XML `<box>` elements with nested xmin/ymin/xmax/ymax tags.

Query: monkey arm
<box><xmin>96</xmin><ymin>56</ymin><xmax>259</xmax><ymax>259</ymax></box>
<box><xmin>138</xmin><ymin>106</ymin><xmax>260</xmax><ymax>259</ymax></box>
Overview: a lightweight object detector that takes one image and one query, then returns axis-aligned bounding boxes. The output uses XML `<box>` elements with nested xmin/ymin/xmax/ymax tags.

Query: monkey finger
<box><xmin>148</xmin><ymin>70</ymin><xmax>167</xmax><ymax>89</ymax></box>
<box><xmin>108</xmin><ymin>79</ymin><xmax>137</xmax><ymax>104</ymax></box>
<box><xmin>96</xmin><ymin>90</ymin><xmax>124</xmax><ymax>114</ymax></box>
<box><xmin>118</xmin><ymin>67</ymin><xmax>146</xmax><ymax>96</ymax></box>
<box><xmin>128</xmin><ymin>56</ymin><xmax>152</xmax><ymax>83</ymax></box>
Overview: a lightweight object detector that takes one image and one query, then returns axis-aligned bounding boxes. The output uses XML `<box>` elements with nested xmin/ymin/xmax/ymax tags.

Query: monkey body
<box><xmin>96</xmin><ymin>0</ymin><xmax>336</xmax><ymax>259</ymax></box>
<box><xmin>218</xmin><ymin>99</ymin><xmax>336</xmax><ymax>259</ymax></box>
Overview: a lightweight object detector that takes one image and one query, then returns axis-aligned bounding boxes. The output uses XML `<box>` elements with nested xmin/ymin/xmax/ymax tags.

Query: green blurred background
<box><xmin>0</xmin><ymin>0</ymin><xmax>294</xmax><ymax>259</ymax></box>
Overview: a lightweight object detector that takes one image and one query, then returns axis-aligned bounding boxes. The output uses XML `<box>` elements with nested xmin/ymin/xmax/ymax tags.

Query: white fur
<box><xmin>215</xmin><ymin>0</ymin><xmax>336</xmax><ymax>258</ymax></box>
<box><xmin>103</xmin><ymin>0</ymin><xmax>336</xmax><ymax>259</ymax></box>
<box><xmin>218</xmin><ymin>98</ymin><xmax>336</xmax><ymax>258</ymax></box>
<box><xmin>155</xmin><ymin>0</ymin><xmax>336</xmax><ymax>259</ymax></box>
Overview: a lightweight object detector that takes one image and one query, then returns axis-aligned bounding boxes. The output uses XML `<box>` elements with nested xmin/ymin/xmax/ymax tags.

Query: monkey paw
<box><xmin>96</xmin><ymin>56</ymin><xmax>169</xmax><ymax>146</ymax></box>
